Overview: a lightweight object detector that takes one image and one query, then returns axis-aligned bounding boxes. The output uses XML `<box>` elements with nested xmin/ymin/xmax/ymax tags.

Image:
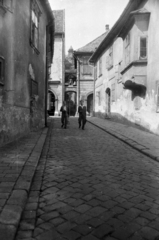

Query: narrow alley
<box><xmin>15</xmin><ymin>118</ymin><xmax>159</xmax><ymax>240</ymax></box>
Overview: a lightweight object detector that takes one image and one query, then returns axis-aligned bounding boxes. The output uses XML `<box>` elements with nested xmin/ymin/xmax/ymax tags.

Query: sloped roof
<box><xmin>89</xmin><ymin>0</ymin><xmax>146</xmax><ymax>63</ymax></box>
<box><xmin>130</xmin><ymin>7</ymin><xmax>150</xmax><ymax>15</ymax></box>
<box><xmin>75</xmin><ymin>31</ymin><xmax>108</xmax><ymax>54</ymax></box>
<box><xmin>53</xmin><ymin>10</ymin><xmax>65</xmax><ymax>33</ymax></box>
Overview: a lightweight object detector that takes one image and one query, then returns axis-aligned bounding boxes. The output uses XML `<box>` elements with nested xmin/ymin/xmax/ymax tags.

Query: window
<box><xmin>94</xmin><ymin>64</ymin><xmax>97</xmax><ymax>80</ymax></box>
<box><xmin>109</xmin><ymin>46</ymin><xmax>113</xmax><ymax>68</ymax></box>
<box><xmin>30</xmin><ymin>0</ymin><xmax>41</xmax><ymax>52</ymax></box>
<box><xmin>125</xmin><ymin>33</ymin><xmax>130</xmax><ymax>65</ymax></box>
<box><xmin>106</xmin><ymin>46</ymin><xmax>113</xmax><ymax>70</ymax></box>
<box><xmin>157</xmin><ymin>84</ymin><xmax>159</xmax><ymax>113</ymax></box>
<box><xmin>99</xmin><ymin>57</ymin><xmax>102</xmax><ymax>76</ymax></box>
<box><xmin>31</xmin><ymin>79</ymin><xmax>38</xmax><ymax>96</ymax></box>
<box><xmin>82</xmin><ymin>58</ymin><xmax>93</xmax><ymax>75</ymax></box>
<box><xmin>0</xmin><ymin>57</ymin><xmax>5</xmax><ymax>85</ymax></box>
<box><xmin>140</xmin><ymin>37</ymin><xmax>147</xmax><ymax>59</ymax></box>
<box><xmin>111</xmin><ymin>83</ymin><xmax>115</xmax><ymax>102</ymax></box>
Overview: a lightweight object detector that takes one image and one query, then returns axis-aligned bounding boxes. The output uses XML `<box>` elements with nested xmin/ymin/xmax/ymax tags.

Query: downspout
<box><xmin>93</xmin><ymin>64</ymin><xmax>95</xmax><ymax>117</ymax></box>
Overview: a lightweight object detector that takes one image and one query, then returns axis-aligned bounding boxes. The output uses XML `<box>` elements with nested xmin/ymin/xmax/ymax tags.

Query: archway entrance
<box><xmin>87</xmin><ymin>93</ymin><xmax>93</xmax><ymax>116</ymax></box>
<box><xmin>65</xmin><ymin>91</ymin><xmax>77</xmax><ymax>116</ymax></box>
<box><xmin>48</xmin><ymin>91</ymin><xmax>55</xmax><ymax>116</ymax></box>
<box><xmin>105</xmin><ymin>88</ymin><xmax>111</xmax><ymax>117</ymax></box>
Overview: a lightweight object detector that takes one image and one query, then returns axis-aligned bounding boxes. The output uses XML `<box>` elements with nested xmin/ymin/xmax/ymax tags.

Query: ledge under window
<box><xmin>121</xmin><ymin>59</ymin><xmax>147</xmax><ymax>75</ymax></box>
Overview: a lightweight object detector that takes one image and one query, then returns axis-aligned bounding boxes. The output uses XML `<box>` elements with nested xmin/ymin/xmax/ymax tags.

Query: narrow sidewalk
<box><xmin>0</xmin><ymin>127</ymin><xmax>48</xmax><ymax>240</ymax></box>
<box><xmin>88</xmin><ymin>117</ymin><xmax>159</xmax><ymax>162</ymax></box>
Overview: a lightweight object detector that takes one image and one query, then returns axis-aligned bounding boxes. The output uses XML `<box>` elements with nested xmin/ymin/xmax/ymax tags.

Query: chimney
<box><xmin>105</xmin><ymin>24</ymin><xmax>109</xmax><ymax>32</ymax></box>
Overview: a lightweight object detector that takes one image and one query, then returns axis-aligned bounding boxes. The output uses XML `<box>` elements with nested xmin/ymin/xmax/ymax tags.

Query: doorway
<box><xmin>48</xmin><ymin>91</ymin><xmax>55</xmax><ymax>116</ymax></box>
<box><xmin>87</xmin><ymin>93</ymin><xmax>93</xmax><ymax>116</ymax></box>
<box><xmin>105</xmin><ymin>88</ymin><xmax>111</xmax><ymax>117</ymax></box>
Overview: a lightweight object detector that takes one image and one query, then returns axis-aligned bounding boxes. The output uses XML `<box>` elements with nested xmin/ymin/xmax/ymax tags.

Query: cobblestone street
<box><xmin>15</xmin><ymin>117</ymin><xmax>159</xmax><ymax>240</ymax></box>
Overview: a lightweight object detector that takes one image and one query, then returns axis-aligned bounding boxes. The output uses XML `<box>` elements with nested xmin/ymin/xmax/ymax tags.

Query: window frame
<box><xmin>139</xmin><ymin>36</ymin><xmax>147</xmax><ymax>60</ymax></box>
<box><xmin>0</xmin><ymin>56</ymin><xmax>5</xmax><ymax>86</ymax></box>
<box><xmin>99</xmin><ymin>57</ymin><xmax>102</xmax><ymax>76</ymax></box>
<box><xmin>30</xmin><ymin>0</ymin><xmax>41</xmax><ymax>54</ymax></box>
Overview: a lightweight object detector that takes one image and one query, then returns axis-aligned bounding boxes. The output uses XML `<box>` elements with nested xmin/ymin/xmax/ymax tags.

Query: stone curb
<box><xmin>88</xmin><ymin>120</ymin><xmax>159</xmax><ymax>163</ymax></box>
<box><xmin>0</xmin><ymin>128</ymin><xmax>48</xmax><ymax>240</ymax></box>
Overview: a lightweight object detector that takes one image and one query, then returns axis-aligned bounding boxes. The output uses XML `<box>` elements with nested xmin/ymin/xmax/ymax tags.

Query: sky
<box><xmin>48</xmin><ymin>0</ymin><xmax>129</xmax><ymax>54</ymax></box>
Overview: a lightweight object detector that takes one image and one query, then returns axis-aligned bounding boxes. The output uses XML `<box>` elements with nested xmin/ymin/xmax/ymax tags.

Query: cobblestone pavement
<box><xmin>88</xmin><ymin>117</ymin><xmax>159</xmax><ymax>162</ymax></box>
<box><xmin>0</xmin><ymin>128</ymin><xmax>48</xmax><ymax>240</ymax></box>
<box><xmin>15</xmin><ymin>117</ymin><xmax>159</xmax><ymax>240</ymax></box>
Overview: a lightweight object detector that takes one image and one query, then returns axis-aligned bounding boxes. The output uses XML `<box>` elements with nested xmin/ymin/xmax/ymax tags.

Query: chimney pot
<box><xmin>105</xmin><ymin>24</ymin><xmax>109</xmax><ymax>32</ymax></box>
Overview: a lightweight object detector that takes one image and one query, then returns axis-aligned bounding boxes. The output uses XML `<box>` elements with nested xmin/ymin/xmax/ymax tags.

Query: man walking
<box><xmin>60</xmin><ymin>101</ymin><xmax>68</xmax><ymax>129</ymax></box>
<box><xmin>78</xmin><ymin>100</ymin><xmax>87</xmax><ymax>130</ymax></box>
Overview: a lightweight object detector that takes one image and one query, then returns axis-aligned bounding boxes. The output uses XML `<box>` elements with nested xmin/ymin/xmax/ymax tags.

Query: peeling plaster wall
<box><xmin>0</xmin><ymin>0</ymin><xmax>51</xmax><ymax>146</ymax></box>
<box><xmin>0</xmin><ymin>104</ymin><xmax>30</xmax><ymax>146</ymax></box>
<box><xmin>94</xmin><ymin>0</ymin><xmax>159</xmax><ymax>135</ymax></box>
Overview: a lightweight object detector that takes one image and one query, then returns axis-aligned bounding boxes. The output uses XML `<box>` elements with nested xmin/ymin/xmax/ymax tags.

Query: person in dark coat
<box><xmin>78</xmin><ymin>100</ymin><xmax>87</xmax><ymax>130</ymax></box>
<box><xmin>60</xmin><ymin>101</ymin><xmax>68</xmax><ymax>129</ymax></box>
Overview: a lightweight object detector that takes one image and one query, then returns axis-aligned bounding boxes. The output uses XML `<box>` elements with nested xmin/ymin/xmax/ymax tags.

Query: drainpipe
<box><xmin>93</xmin><ymin>64</ymin><xmax>95</xmax><ymax>117</ymax></box>
<box><xmin>77</xmin><ymin>59</ymin><xmax>80</xmax><ymax>114</ymax></box>
<box><xmin>45</xmin><ymin>25</ymin><xmax>49</xmax><ymax>127</ymax></box>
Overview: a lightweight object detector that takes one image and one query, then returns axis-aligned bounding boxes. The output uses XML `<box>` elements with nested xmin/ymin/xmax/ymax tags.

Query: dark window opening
<box><xmin>30</xmin><ymin>0</ymin><xmax>41</xmax><ymax>52</ymax></box>
<box><xmin>140</xmin><ymin>37</ymin><xmax>147</xmax><ymax>59</ymax></box>
<box><xmin>0</xmin><ymin>57</ymin><xmax>5</xmax><ymax>85</ymax></box>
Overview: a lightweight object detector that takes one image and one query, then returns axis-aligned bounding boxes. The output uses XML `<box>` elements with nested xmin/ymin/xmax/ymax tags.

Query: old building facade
<box><xmin>90</xmin><ymin>0</ymin><xmax>159</xmax><ymax>135</ymax></box>
<box><xmin>0</xmin><ymin>0</ymin><xmax>54</xmax><ymax>146</ymax></box>
<box><xmin>65</xmin><ymin>46</ymin><xmax>77</xmax><ymax>116</ymax></box>
<box><xmin>48</xmin><ymin>10</ymin><xmax>65</xmax><ymax>116</ymax></box>
<box><xmin>74</xmin><ymin>31</ymin><xmax>108</xmax><ymax>116</ymax></box>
